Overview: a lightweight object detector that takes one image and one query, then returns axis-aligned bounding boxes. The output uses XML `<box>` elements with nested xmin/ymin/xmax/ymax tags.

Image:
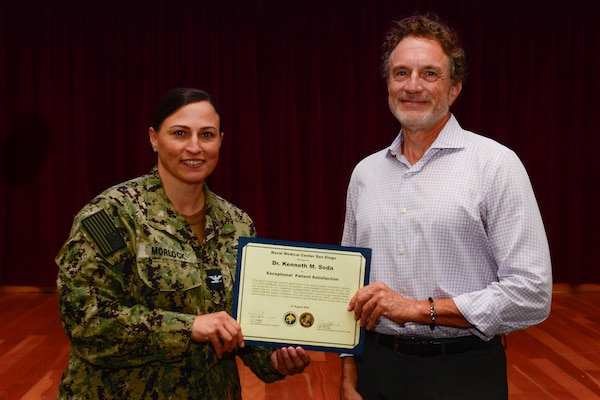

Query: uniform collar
<box><xmin>142</xmin><ymin>167</ymin><xmax>236</xmax><ymax>242</ymax></box>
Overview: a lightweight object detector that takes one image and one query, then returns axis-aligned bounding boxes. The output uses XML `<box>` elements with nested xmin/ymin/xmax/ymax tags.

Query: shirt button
<box><xmin>401</xmin><ymin>208</ymin><xmax>407</xmax><ymax>214</ymax></box>
<box><xmin>399</xmin><ymin>248</ymin><xmax>406</xmax><ymax>255</ymax></box>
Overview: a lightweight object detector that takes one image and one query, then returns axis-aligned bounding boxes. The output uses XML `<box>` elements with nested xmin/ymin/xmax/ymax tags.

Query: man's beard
<box><xmin>388</xmin><ymin>96</ymin><xmax>449</xmax><ymax>132</ymax></box>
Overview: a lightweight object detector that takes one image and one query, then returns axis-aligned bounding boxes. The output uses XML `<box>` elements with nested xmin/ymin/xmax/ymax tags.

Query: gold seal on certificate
<box><xmin>232</xmin><ymin>237</ymin><xmax>371</xmax><ymax>354</ymax></box>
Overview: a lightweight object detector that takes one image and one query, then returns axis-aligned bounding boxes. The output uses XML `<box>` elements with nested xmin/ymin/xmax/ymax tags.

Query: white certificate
<box><xmin>232</xmin><ymin>237</ymin><xmax>371</xmax><ymax>354</ymax></box>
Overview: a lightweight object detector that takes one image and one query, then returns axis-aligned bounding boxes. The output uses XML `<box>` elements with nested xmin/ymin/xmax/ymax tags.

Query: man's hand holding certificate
<box><xmin>232</xmin><ymin>237</ymin><xmax>371</xmax><ymax>355</ymax></box>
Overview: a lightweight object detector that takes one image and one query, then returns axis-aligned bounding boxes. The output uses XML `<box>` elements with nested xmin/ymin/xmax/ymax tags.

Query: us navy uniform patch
<box><xmin>206</xmin><ymin>269</ymin><xmax>225</xmax><ymax>290</ymax></box>
<box><xmin>81</xmin><ymin>210</ymin><xmax>127</xmax><ymax>256</ymax></box>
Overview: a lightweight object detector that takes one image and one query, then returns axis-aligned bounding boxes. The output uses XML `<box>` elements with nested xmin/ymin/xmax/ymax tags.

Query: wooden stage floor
<box><xmin>1</xmin><ymin>285</ymin><xmax>599</xmax><ymax>399</ymax></box>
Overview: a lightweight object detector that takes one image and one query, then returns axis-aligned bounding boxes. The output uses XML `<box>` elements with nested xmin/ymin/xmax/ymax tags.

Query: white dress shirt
<box><xmin>342</xmin><ymin>114</ymin><xmax>552</xmax><ymax>339</ymax></box>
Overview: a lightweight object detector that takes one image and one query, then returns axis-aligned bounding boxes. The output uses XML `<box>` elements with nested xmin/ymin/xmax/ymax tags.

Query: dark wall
<box><xmin>1</xmin><ymin>0</ymin><xmax>598</xmax><ymax>286</ymax></box>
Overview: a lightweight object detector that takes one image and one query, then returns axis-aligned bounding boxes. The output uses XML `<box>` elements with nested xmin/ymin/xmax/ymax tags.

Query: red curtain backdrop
<box><xmin>1</xmin><ymin>0</ymin><xmax>598</xmax><ymax>286</ymax></box>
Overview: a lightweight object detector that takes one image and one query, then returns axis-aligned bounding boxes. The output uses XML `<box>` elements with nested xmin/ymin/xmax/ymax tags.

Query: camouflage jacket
<box><xmin>56</xmin><ymin>167</ymin><xmax>283</xmax><ymax>399</ymax></box>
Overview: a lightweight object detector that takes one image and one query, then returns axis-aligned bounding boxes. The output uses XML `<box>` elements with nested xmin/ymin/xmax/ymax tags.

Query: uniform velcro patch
<box><xmin>206</xmin><ymin>269</ymin><xmax>225</xmax><ymax>291</ymax></box>
<box><xmin>81</xmin><ymin>210</ymin><xmax>127</xmax><ymax>256</ymax></box>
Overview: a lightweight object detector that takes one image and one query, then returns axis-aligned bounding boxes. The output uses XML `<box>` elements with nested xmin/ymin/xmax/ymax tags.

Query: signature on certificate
<box><xmin>249</xmin><ymin>312</ymin><xmax>278</xmax><ymax>327</ymax></box>
<box><xmin>317</xmin><ymin>320</ymin><xmax>349</xmax><ymax>333</ymax></box>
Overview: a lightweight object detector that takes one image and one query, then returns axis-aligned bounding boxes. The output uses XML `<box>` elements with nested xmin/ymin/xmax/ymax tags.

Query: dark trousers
<box><xmin>356</xmin><ymin>334</ymin><xmax>508</xmax><ymax>400</ymax></box>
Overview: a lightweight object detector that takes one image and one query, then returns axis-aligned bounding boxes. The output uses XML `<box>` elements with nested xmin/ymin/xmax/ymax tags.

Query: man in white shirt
<box><xmin>339</xmin><ymin>13</ymin><xmax>552</xmax><ymax>400</ymax></box>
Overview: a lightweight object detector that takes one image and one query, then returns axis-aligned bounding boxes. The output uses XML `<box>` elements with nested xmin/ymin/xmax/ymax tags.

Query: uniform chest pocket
<box><xmin>206</xmin><ymin>263</ymin><xmax>236</xmax><ymax>307</ymax></box>
<box><xmin>138</xmin><ymin>259</ymin><xmax>204</xmax><ymax>292</ymax></box>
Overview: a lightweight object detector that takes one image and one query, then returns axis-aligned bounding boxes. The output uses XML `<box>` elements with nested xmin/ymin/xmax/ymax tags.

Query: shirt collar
<box><xmin>388</xmin><ymin>114</ymin><xmax>465</xmax><ymax>157</ymax></box>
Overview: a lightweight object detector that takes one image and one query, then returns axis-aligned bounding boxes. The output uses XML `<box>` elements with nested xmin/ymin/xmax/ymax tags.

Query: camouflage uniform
<box><xmin>56</xmin><ymin>167</ymin><xmax>283</xmax><ymax>399</ymax></box>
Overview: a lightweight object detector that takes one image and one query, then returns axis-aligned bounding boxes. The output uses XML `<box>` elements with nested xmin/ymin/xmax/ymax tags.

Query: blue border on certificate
<box><xmin>232</xmin><ymin>236</ymin><xmax>371</xmax><ymax>355</ymax></box>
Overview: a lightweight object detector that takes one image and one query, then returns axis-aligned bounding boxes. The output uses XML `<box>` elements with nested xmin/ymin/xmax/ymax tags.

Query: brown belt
<box><xmin>366</xmin><ymin>331</ymin><xmax>503</xmax><ymax>357</ymax></box>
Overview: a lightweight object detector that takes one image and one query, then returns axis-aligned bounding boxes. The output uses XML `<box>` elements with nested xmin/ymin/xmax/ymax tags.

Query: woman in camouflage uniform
<box><xmin>56</xmin><ymin>87</ymin><xmax>310</xmax><ymax>399</ymax></box>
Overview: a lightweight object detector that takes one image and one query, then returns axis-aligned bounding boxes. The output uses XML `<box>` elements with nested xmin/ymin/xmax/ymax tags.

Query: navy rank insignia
<box><xmin>206</xmin><ymin>269</ymin><xmax>225</xmax><ymax>290</ymax></box>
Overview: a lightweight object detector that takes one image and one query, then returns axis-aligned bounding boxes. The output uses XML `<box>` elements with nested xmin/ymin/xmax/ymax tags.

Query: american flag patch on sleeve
<box><xmin>81</xmin><ymin>210</ymin><xmax>127</xmax><ymax>256</ymax></box>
